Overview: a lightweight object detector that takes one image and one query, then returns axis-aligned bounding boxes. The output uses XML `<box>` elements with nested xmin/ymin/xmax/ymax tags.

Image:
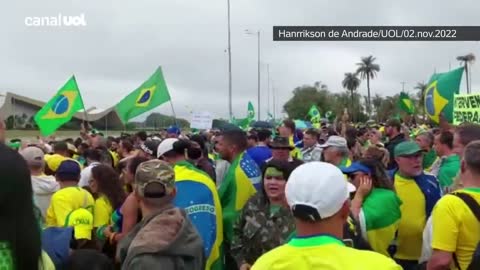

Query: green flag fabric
<box><xmin>424</xmin><ymin>67</ymin><xmax>464</xmax><ymax>123</ymax></box>
<box><xmin>325</xmin><ymin>111</ymin><xmax>336</xmax><ymax>122</ymax></box>
<box><xmin>308</xmin><ymin>105</ymin><xmax>321</xmax><ymax>123</ymax></box>
<box><xmin>398</xmin><ymin>92</ymin><xmax>415</xmax><ymax>115</ymax></box>
<box><xmin>359</xmin><ymin>188</ymin><xmax>402</xmax><ymax>256</ymax></box>
<box><xmin>34</xmin><ymin>76</ymin><xmax>85</xmax><ymax>136</ymax></box>
<box><xmin>247</xmin><ymin>102</ymin><xmax>255</xmax><ymax>121</ymax></box>
<box><xmin>115</xmin><ymin>67</ymin><xmax>171</xmax><ymax>123</ymax></box>
<box><xmin>233</xmin><ymin>102</ymin><xmax>256</xmax><ymax>130</ymax></box>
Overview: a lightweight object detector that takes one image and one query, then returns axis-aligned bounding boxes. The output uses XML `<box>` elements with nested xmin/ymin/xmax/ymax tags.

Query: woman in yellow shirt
<box><xmin>89</xmin><ymin>165</ymin><xmax>126</xmax><ymax>241</ymax></box>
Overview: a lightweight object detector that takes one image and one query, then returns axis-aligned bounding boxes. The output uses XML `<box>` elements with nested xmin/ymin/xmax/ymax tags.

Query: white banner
<box><xmin>190</xmin><ymin>111</ymin><xmax>213</xmax><ymax>130</ymax></box>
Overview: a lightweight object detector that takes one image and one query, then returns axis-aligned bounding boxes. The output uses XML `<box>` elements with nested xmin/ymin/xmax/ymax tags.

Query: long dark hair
<box><xmin>91</xmin><ymin>165</ymin><xmax>126</xmax><ymax>209</ymax></box>
<box><xmin>358</xmin><ymin>158</ymin><xmax>394</xmax><ymax>191</ymax></box>
<box><xmin>0</xmin><ymin>143</ymin><xmax>41</xmax><ymax>270</ymax></box>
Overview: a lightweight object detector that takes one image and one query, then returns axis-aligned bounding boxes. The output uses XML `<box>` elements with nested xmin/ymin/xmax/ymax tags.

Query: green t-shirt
<box><xmin>438</xmin><ymin>155</ymin><xmax>461</xmax><ymax>189</ymax></box>
<box><xmin>0</xmin><ymin>242</ymin><xmax>13</xmax><ymax>270</ymax></box>
<box><xmin>423</xmin><ymin>149</ymin><xmax>438</xmax><ymax>171</ymax></box>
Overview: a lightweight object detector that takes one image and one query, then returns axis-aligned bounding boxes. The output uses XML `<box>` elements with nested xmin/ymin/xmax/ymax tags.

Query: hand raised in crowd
<box><xmin>356</xmin><ymin>175</ymin><xmax>373</xmax><ymax>199</ymax></box>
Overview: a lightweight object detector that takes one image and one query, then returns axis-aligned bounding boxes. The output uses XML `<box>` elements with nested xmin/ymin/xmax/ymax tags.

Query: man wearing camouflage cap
<box><xmin>118</xmin><ymin>160</ymin><xmax>205</xmax><ymax>270</ymax></box>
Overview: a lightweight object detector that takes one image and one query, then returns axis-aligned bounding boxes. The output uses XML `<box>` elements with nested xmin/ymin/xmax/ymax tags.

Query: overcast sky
<box><xmin>1</xmin><ymin>0</ymin><xmax>479</xmax><ymax>121</ymax></box>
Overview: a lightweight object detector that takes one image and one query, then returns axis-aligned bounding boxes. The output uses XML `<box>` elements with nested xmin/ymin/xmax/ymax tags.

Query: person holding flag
<box><xmin>341</xmin><ymin>159</ymin><xmax>402</xmax><ymax>256</ymax></box>
<box><xmin>156</xmin><ymin>138</ymin><xmax>224</xmax><ymax>270</ymax></box>
<box><xmin>216</xmin><ymin>130</ymin><xmax>260</xmax><ymax>269</ymax></box>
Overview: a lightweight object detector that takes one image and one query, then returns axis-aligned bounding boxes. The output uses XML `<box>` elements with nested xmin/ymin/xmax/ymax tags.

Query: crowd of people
<box><xmin>2</xmin><ymin>115</ymin><xmax>480</xmax><ymax>270</ymax></box>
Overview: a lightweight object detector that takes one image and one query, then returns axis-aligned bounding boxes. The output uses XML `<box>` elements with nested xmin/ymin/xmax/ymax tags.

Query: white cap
<box><xmin>286</xmin><ymin>162</ymin><xmax>350</xmax><ymax>221</ymax></box>
<box><xmin>157</xmin><ymin>138</ymin><xmax>178</xmax><ymax>158</ymax></box>
<box><xmin>320</xmin><ymin>135</ymin><xmax>348</xmax><ymax>149</ymax></box>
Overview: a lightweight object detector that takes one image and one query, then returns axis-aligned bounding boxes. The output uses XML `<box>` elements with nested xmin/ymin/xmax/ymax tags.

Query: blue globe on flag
<box><xmin>138</xmin><ymin>90</ymin><xmax>151</xmax><ymax>104</ymax></box>
<box><xmin>51</xmin><ymin>95</ymin><xmax>70</xmax><ymax>115</ymax></box>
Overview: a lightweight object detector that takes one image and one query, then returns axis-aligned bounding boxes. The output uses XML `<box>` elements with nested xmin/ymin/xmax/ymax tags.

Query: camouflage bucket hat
<box><xmin>135</xmin><ymin>160</ymin><xmax>175</xmax><ymax>198</ymax></box>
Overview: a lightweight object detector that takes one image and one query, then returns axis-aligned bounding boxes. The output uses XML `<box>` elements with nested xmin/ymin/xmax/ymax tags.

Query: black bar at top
<box><xmin>273</xmin><ymin>26</ymin><xmax>480</xmax><ymax>41</ymax></box>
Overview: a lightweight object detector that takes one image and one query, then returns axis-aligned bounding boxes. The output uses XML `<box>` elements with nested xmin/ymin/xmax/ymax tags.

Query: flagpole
<box><xmin>73</xmin><ymin>75</ymin><xmax>90</xmax><ymax>129</ymax></box>
<box><xmin>169</xmin><ymin>100</ymin><xmax>178</xmax><ymax>127</ymax></box>
<box><xmin>257</xmin><ymin>30</ymin><xmax>261</xmax><ymax>121</ymax></box>
<box><xmin>227</xmin><ymin>0</ymin><xmax>233</xmax><ymax>120</ymax></box>
<box><xmin>267</xmin><ymin>64</ymin><xmax>270</xmax><ymax>116</ymax></box>
<box><xmin>272</xmin><ymin>81</ymin><xmax>276</xmax><ymax>121</ymax></box>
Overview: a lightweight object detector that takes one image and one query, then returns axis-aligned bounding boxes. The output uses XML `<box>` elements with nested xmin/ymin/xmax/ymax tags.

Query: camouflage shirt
<box><xmin>231</xmin><ymin>193</ymin><xmax>295</xmax><ymax>266</ymax></box>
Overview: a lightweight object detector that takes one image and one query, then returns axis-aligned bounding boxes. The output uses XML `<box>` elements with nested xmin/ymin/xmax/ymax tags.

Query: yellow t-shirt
<box><xmin>109</xmin><ymin>150</ymin><xmax>120</xmax><ymax>168</ymax></box>
<box><xmin>431</xmin><ymin>188</ymin><xmax>480</xmax><ymax>270</ymax></box>
<box><xmin>45</xmin><ymin>187</ymin><xmax>94</xmax><ymax>227</ymax></box>
<box><xmin>394</xmin><ymin>173</ymin><xmax>426</xmax><ymax>260</ymax></box>
<box><xmin>289</xmin><ymin>136</ymin><xmax>301</xmax><ymax>159</ymax></box>
<box><xmin>93</xmin><ymin>195</ymin><xmax>114</xmax><ymax>228</ymax></box>
<box><xmin>252</xmin><ymin>235</ymin><xmax>402</xmax><ymax>270</ymax></box>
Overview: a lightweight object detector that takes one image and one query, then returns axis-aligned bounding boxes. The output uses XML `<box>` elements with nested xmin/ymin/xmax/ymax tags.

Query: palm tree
<box><xmin>342</xmin><ymin>72</ymin><xmax>361</xmax><ymax>120</ymax></box>
<box><xmin>356</xmin><ymin>55</ymin><xmax>380</xmax><ymax>118</ymax></box>
<box><xmin>457</xmin><ymin>53</ymin><xmax>475</xmax><ymax>94</ymax></box>
<box><xmin>415</xmin><ymin>82</ymin><xmax>428</xmax><ymax>120</ymax></box>
<box><xmin>372</xmin><ymin>94</ymin><xmax>384</xmax><ymax>122</ymax></box>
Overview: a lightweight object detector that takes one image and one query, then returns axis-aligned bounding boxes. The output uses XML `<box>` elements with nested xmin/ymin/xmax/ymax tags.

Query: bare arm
<box><xmin>114</xmin><ymin>194</ymin><xmax>139</xmax><ymax>242</ymax></box>
<box><xmin>427</xmin><ymin>250</ymin><xmax>453</xmax><ymax>270</ymax></box>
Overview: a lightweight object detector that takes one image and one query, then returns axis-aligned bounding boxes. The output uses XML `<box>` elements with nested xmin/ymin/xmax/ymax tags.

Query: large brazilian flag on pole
<box><xmin>34</xmin><ymin>76</ymin><xmax>86</xmax><ymax>136</ymax></box>
<box><xmin>424</xmin><ymin>67</ymin><xmax>464</xmax><ymax>123</ymax></box>
<box><xmin>115</xmin><ymin>67</ymin><xmax>171</xmax><ymax>123</ymax></box>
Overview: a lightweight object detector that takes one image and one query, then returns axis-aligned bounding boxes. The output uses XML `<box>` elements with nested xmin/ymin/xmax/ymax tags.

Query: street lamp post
<box><xmin>226</xmin><ymin>0</ymin><xmax>233</xmax><ymax>120</ymax></box>
<box><xmin>245</xmin><ymin>29</ymin><xmax>261</xmax><ymax>121</ymax></box>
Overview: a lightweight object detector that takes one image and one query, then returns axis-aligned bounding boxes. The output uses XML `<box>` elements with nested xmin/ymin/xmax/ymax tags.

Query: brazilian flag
<box><xmin>173</xmin><ymin>161</ymin><xmax>224</xmax><ymax>270</ymax></box>
<box><xmin>359</xmin><ymin>188</ymin><xmax>402</xmax><ymax>256</ymax></box>
<box><xmin>398</xmin><ymin>92</ymin><xmax>415</xmax><ymax>115</ymax></box>
<box><xmin>234</xmin><ymin>102</ymin><xmax>255</xmax><ymax>130</ymax></box>
<box><xmin>424</xmin><ymin>67</ymin><xmax>464</xmax><ymax>123</ymax></box>
<box><xmin>115</xmin><ymin>67</ymin><xmax>171</xmax><ymax>123</ymax></box>
<box><xmin>308</xmin><ymin>105</ymin><xmax>321</xmax><ymax>123</ymax></box>
<box><xmin>325</xmin><ymin>111</ymin><xmax>336</xmax><ymax>122</ymax></box>
<box><xmin>34</xmin><ymin>76</ymin><xmax>85</xmax><ymax>136</ymax></box>
<box><xmin>247</xmin><ymin>101</ymin><xmax>255</xmax><ymax>121</ymax></box>
<box><xmin>219</xmin><ymin>152</ymin><xmax>259</xmax><ymax>244</ymax></box>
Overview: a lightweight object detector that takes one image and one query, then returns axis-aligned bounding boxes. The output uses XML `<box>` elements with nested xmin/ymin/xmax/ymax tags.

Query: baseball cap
<box><xmin>340</xmin><ymin>162</ymin><xmax>372</xmax><ymax>175</ymax></box>
<box><xmin>56</xmin><ymin>160</ymin><xmax>81</xmax><ymax>180</ymax></box>
<box><xmin>135</xmin><ymin>160</ymin><xmax>175</xmax><ymax>198</ymax></box>
<box><xmin>67</xmin><ymin>143</ymin><xmax>78</xmax><ymax>155</ymax></box>
<box><xmin>167</xmin><ymin>126</ymin><xmax>180</xmax><ymax>135</ymax></box>
<box><xmin>20</xmin><ymin>146</ymin><xmax>45</xmax><ymax>167</ymax></box>
<box><xmin>45</xmin><ymin>154</ymin><xmax>68</xmax><ymax>172</ymax></box>
<box><xmin>320</xmin><ymin>135</ymin><xmax>347</xmax><ymax>149</ymax></box>
<box><xmin>394</xmin><ymin>141</ymin><xmax>422</xmax><ymax>158</ymax></box>
<box><xmin>157</xmin><ymin>138</ymin><xmax>179</xmax><ymax>158</ymax></box>
<box><xmin>286</xmin><ymin>162</ymin><xmax>349</xmax><ymax>222</ymax></box>
<box><xmin>65</xmin><ymin>208</ymin><xmax>94</xmax><ymax>240</ymax></box>
<box><xmin>268</xmin><ymin>136</ymin><xmax>294</xmax><ymax>150</ymax></box>
<box><xmin>139</xmin><ymin>140</ymin><xmax>160</xmax><ymax>157</ymax></box>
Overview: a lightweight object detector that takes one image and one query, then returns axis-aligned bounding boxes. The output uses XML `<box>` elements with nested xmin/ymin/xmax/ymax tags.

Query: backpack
<box><xmin>452</xmin><ymin>192</ymin><xmax>480</xmax><ymax>270</ymax></box>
